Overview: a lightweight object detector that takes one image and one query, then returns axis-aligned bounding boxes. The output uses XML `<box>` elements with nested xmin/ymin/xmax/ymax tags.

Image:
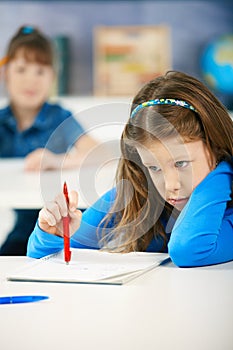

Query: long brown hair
<box><xmin>100</xmin><ymin>71</ymin><xmax>233</xmax><ymax>252</ymax></box>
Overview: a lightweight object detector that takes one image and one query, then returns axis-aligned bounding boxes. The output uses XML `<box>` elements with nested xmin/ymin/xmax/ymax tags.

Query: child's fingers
<box><xmin>39</xmin><ymin>207</ymin><xmax>57</xmax><ymax>227</ymax></box>
<box><xmin>69</xmin><ymin>208</ymin><xmax>82</xmax><ymax>221</ymax></box>
<box><xmin>68</xmin><ymin>190</ymin><xmax>78</xmax><ymax>211</ymax></box>
<box><xmin>38</xmin><ymin>208</ymin><xmax>63</xmax><ymax>236</ymax></box>
<box><xmin>39</xmin><ymin>190</ymin><xmax>80</xmax><ymax>235</ymax></box>
<box><xmin>42</xmin><ymin>190</ymin><xmax>79</xmax><ymax>222</ymax></box>
<box><xmin>45</xmin><ymin>197</ymin><xmax>65</xmax><ymax>221</ymax></box>
<box><xmin>39</xmin><ymin>195</ymin><xmax>82</xmax><ymax>236</ymax></box>
<box><xmin>54</xmin><ymin>192</ymin><xmax>69</xmax><ymax>217</ymax></box>
<box><xmin>69</xmin><ymin>209</ymin><xmax>82</xmax><ymax>235</ymax></box>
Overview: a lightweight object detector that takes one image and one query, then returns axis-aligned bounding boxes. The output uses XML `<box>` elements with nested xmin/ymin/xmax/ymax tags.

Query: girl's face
<box><xmin>5</xmin><ymin>49</ymin><xmax>54</xmax><ymax>110</ymax></box>
<box><xmin>137</xmin><ymin>137</ymin><xmax>215</xmax><ymax>211</ymax></box>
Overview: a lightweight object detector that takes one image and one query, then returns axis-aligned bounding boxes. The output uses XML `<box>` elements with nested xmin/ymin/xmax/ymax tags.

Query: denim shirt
<box><xmin>0</xmin><ymin>102</ymin><xmax>85</xmax><ymax>157</ymax></box>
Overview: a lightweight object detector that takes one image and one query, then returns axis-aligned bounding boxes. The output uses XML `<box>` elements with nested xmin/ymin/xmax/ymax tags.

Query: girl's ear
<box><xmin>49</xmin><ymin>69</ymin><xmax>58</xmax><ymax>98</ymax></box>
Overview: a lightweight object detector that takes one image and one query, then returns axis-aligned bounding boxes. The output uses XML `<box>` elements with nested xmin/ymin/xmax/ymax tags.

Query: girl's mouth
<box><xmin>168</xmin><ymin>197</ymin><xmax>189</xmax><ymax>207</ymax></box>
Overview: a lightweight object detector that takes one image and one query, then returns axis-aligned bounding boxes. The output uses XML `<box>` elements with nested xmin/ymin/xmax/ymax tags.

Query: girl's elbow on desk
<box><xmin>168</xmin><ymin>241</ymin><xmax>197</xmax><ymax>267</ymax></box>
<box><xmin>168</xmin><ymin>240</ymin><xmax>233</xmax><ymax>268</ymax></box>
<box><xmin>168</xmin><ymin>237</ymin><xmax>215</xmax><ymax>268</ymax></box>
<box><xmin>168</xmin><ymin>219</ymin><xmax>233</xmax><ymax>267</ymax></box>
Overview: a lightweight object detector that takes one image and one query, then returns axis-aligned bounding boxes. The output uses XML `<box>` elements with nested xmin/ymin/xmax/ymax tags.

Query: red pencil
<box><xmin>63</xmin><ymin>182</ymin><xmax>71</xmax><ymax>264</ymax></box>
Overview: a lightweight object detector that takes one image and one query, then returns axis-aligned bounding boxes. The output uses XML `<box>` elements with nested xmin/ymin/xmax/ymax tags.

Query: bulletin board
<box><xmin>93</xmin><ymin>25</ymin><xmax>171</xmax><ymax>96</ymax></box>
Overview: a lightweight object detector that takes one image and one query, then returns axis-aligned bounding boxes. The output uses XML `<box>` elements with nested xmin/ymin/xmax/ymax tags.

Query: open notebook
<box><xmin>7</xmin><ymin>248</ymin><xmax>170</xmax><ymax>285</ymax></box>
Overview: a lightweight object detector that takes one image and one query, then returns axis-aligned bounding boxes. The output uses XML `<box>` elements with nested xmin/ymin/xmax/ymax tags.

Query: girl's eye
<box><xmin>175</xmin><ymin>161</ymin><xmax>189</xmax><ymax>168</ymax></box>
<box><xmin>16</xmin><ymin>66</ymin><xmax>25</xmax><ymax>73</ymax></box>
<box><xmin>36</xmin><ymin>67</ymin><xmax>45</xmax><ymax>75</ymax></box>
<box><xmin>148</xmin><ymin>165</ymin><xmax>161</xmax><ymax>172</ymax></box>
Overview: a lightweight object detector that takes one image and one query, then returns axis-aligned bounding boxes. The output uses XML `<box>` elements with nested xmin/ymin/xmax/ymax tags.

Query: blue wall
<box><xmin>0</xmin><ymin>1</ymin><xmax>232</xmax><ymax>107</ymax></box>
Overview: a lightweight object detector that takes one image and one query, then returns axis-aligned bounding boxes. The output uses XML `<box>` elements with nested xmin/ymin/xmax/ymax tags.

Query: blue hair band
<box><xmin>22</xmin><ymin>26</ymin><xmax>34</xmax><ymax>35</ymax></box>
<box><xmin>130</xmin><ymin>98</ymin><xmax>197</xmax><ymax>119</ymax></box>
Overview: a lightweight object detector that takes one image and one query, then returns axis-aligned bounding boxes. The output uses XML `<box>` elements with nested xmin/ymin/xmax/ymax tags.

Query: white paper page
<box><xmin>8</xmin><ymin>248</ymin><xmax>169</xmax><ymax>284</ymax></box>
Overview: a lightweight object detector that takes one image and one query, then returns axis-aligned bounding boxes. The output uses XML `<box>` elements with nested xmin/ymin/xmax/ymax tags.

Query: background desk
<box><xmin>0</xmin><ymin>158</ymin><xmax>118</xmax><ymax>209</ymax></box>
<box><xmin>0</xmin><ymin>257</ymin><xmax>233</xmax><ymax>350</ymax></box>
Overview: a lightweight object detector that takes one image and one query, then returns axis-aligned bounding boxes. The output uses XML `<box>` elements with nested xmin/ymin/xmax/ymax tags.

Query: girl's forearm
<box><xmin>168</xmin><ymin>161</ymin><xmax>233</xmax><ymax>267</ymax></box>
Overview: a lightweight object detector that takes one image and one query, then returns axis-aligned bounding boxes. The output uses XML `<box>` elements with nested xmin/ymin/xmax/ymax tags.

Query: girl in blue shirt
<box><xmin>0</xmin><ymin>25</ymin><xmax>98</xmax><ymax>255</ymax></box>
<box><xmin>27</xmin><ymin>71</ymin><xmax>233</xmax><ymax>267</ymax></box>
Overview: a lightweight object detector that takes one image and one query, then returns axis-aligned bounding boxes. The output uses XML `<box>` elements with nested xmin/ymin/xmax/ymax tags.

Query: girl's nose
<box><xmin>164</xmin><ymin>170</ymin><xmax>181</xmax><ymax>193</ymax></box>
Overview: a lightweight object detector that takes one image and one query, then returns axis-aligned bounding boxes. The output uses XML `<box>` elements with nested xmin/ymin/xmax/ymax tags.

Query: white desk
<box><xmin>0</xmin><ymin>158</ymin><xmax>118</xmax><ymax>209</ymax></box>
<box><xmin>0</xmin><ymin>257</ymin><xmax>233</xmax><ymax>350</ymax></box>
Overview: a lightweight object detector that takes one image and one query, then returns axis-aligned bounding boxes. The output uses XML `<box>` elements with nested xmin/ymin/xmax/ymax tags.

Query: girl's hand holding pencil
<box><xmin>38</xmin><ymin>190</ymin><xmax>82</xmax><ymax>237</ymax></box>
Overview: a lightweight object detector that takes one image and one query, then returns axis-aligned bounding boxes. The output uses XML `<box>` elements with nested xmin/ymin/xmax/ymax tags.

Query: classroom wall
<box><xmin>0</xmin><ymin>1</ymin><xmax>232</xmax><ymax>107</ymax></box>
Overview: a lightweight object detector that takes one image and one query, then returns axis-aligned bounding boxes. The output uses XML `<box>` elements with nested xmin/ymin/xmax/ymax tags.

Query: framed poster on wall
<box><xmin>93</xmin><ymin>25</ymin><xmax>171</xmax><ymax>96</ymax></box>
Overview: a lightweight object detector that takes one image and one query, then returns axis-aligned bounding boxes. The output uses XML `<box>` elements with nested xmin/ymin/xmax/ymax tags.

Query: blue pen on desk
<box><xmin>0</xmin><ymin>295</ymin><xmax>49</xmax><ymax>305</ymax></box>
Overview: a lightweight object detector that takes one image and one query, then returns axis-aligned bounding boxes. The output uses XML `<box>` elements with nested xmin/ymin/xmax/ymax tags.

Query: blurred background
<box><xmin>0</xmin><ymin>0</ymin><xmax>232</xmax><ymax>108</ymax></box>
<box><xmin>0</xmin><ymin>0</ymin><xmax>232</xmax><ymax>247</ymax></box>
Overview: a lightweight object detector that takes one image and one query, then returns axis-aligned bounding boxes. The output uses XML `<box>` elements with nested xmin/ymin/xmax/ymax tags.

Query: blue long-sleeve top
<box><xmin>27</xmin><ymin>160</ymin><xmax>233</xmax><ymax>267</ymax></box>
<box><xmin>0</xmin><ymin>102</ymin><xmax>84</xmax><ymax>157</ymax></box>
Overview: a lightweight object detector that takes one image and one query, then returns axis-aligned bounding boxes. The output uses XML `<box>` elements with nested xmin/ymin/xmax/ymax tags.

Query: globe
<box><xmin>201</xmin><ymin>34</ymin><xmax>233</xmax><ymax>95</ymax></box>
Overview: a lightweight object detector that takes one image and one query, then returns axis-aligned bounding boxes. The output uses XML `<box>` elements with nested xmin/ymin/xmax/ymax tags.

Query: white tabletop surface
<box><xmin>0</xmin><ymin>158</ymin><xmax>118</xmax><ymax>209</ymax></box>
<box><xmin>0</xmin><ymin>256</ymin><xmax>233</xmax><ymax>350</ymax></box>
